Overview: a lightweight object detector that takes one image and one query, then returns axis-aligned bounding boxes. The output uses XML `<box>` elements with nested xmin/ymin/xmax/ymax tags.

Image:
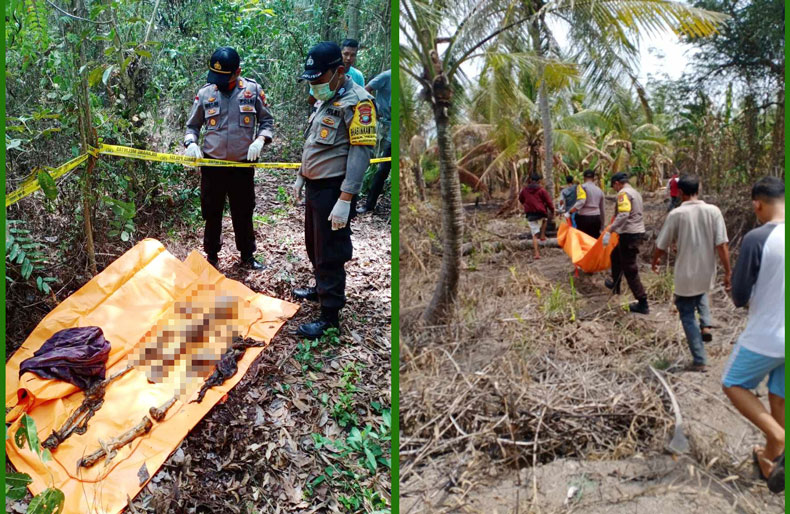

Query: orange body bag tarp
<box><xmin>5</xmin><ymin>239</ymin><xmax>298</xmax><ymax>514</ymax></box>
<box><xmin>556</xmin><ymin>221</ymin><xmax>620</xmax><ymax>273</ymax></box>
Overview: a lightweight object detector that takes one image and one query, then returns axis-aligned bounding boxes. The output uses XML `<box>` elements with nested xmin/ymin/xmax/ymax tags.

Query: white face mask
<box><xmin>311</xmin><ymin>70</ymin><xmax>338</xmax><ymax>101</ymax></box>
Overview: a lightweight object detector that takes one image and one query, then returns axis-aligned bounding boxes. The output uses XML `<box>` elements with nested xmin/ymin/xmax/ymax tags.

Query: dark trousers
<box><xmin>305</xmin><ymin>177</ymin><xmax>356</xmax><ymax>319</ymax></box>
<box><xmin>200</xmin><ymin>166</ymin><xmax>256</xmax><ymax>259</ymax></box>
<box><xmin>611</xmin><ymin>233</ymin><xmax>646</xmax><ymax>300</ymax></box>
<box><xmin>576</xmin><ymin>214</ymin><xmax>602</xmax><ymax>239</ymax></box>
<box><xmin>674</xmin><ymin>293</ymin><xmax>713</xmax><ymax>365</ymax></box>
<box><xmin>365</xmin><ymin>140</ymin><xmax>392</xmax><ymax>210</ymax></box>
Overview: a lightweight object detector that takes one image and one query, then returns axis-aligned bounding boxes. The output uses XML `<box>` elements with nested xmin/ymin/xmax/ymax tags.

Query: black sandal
<box><xmin>767</xmin><ymin>452</ymin><xmax>785</xmax><ymax>493</ymax></box>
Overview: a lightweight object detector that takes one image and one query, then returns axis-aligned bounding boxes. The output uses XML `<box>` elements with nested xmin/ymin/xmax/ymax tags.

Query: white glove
<box><xmin>328</xmin><ymin>199</ymin><xmax>352</xmax><ymax>231</ymax></box>
<box><xmin>185</xmin><ymin>142</ymin><xmax>203</xmax><ymax>159</ymax></box>
<box><xmin>602</xmin><ymin>232</ymin><xmax>611</xmax><ymax>246</ymax></box>
<box><xmin>564</xmin><ymin>211</ymin><xmax>571</xmax><ymax>219</ymax></box>
<box><xmin>247</xmin><ymin>138</ymin><xmax>264</xmax><ymax>161</ymax></box>
<box><xmin>292</xmin><ymin>174</ymin><xmax>305</xmax><ymax>204</ymax></box>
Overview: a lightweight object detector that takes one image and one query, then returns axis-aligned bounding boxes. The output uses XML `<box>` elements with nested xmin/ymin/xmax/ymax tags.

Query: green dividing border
<box><xmin>390</xmin><ymin>0</ymin><xmax>400</xmax><ymax>509</ymax></box>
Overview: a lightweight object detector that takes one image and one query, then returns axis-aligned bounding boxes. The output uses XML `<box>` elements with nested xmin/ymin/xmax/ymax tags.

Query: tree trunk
<box><xmin>320</xmin><ymin>0</ymin><xmax>339</xmax><ymax>41</ymax></box>
<box><xmin>744</xmin><ymin>93</ymin><xmax>759</xmax><ymax>177</ymax></box>
<box><xmin>347</xmin><ymin>0</ymin><xmax>360</xmax><ymax>39</ymax></box>
<box><xmin>410</xmin><ymin>135</ymin><xmax>427</xmax><ymax>201</ymax></box>
<box><xmin>422</xmin><ymin>103</ymin><xmax>463</xmax><ymax>324</ymax></box>
<box><xmin>769</xmin><ymin>87</ymin><xmax>784</xmax><ymax>177</ymax></box>
<box><xmin>531</xmin><ymin>20</ymin><xmax>554</xmax><ymax>197</ymax></box>
<box><xmin>379</xmin><ymin>0</ymin><xmax>391</xmax><ymax>72</ymax></box>
<box><xmin>413</xmin><ymin>162</ymin><xmax>426</xmax><ymax>201</ymax></box>
<box><xmin>75</xmin><ymin>0</ymin><xmax>97</xmax><ymax>275</ymax></box>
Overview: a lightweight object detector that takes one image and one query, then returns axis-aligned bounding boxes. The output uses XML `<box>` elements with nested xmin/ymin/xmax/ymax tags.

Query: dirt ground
<box><xmin>399</xmin><ymin>191</ymin><xmax>784</xmax><ymax>514</ymax></box>
<box><xmin>6</xmin><ymin>157</ymin><xmax>392</xmax><ymax>512</ymax></box>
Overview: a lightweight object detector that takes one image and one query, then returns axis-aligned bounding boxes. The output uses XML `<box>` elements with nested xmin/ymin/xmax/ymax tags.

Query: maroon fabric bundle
<box><xmin>19</xmin><ymin>326</ymin><xmax>111</xmax><ymax>390</ymax></box>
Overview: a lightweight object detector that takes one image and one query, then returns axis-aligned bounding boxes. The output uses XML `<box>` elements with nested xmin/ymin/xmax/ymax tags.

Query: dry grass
<box><xmin>399</xmin><ymin>193</ymin><xmax>781</xmax><ymax>513</ymax></box>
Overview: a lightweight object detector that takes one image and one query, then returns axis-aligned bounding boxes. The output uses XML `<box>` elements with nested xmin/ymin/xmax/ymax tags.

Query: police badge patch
<box><xmin>349</xmin><ymin>100</ymin><xmax>376</xmax><ymax>146</ymax></box>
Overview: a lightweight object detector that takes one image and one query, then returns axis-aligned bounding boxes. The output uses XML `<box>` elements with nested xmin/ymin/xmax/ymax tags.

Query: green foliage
<box><xmin>36</xmin><ymin>169</ymin><xmax>58</xmax><ymax>200</ymax></box>
<box><xmin>331</xmin><ymin>392</ymin><xmax>358</xmax><ymax>428</ymax></box>
<box><xmin>27</xmin><ymin>488</ymin><xmax>65</xmax><ymax>514</ymax></box>
<box><xmin>6</xmin><ymin>220</ymin><xmax>57</xmax><ymax>294</ymax></box>
<box><xmin>308</xmin><ymin>409</ymin><xmax>392</xmax><ymax>508</ymax></box>
<box><xmin>5</xmin><ymin>472</ymin><xmax>33</xmax><ymax>500</ymax></box>
<box><xmin>294</xmin><ymin>339</ymin><xmax>324</xmax><ymax>372</ymax></box>
<box><xmin>537</xmin><ymin>276</ymin><xmax>577</xmax><ymax>322</ymax></box>
<box><xmin>421</xmin><ymin>157</ymin><xmax>439</xmax><ymax>184</ymax></box>
<box><xmin>10</xmin><ymin>414</ymin><xmax>65</xmax><ymax>513</ymax></box>
<box><xmin>102</xmin><ymin>196</ymin><xmax>136</xmax><ymax>242</ymax></box>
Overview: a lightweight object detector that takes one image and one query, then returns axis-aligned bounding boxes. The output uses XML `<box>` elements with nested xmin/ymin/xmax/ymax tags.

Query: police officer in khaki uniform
<box><xmin>184</xmin><ymin>47</ymin><xmax>273</xmax><ymax>270</ymax></box>
<box><xmin>291</xmin><ymin>42</ymin><xmax>376</xmax><ymax>338</ymax></box>
<box><xmin>602</xmin><ymin>172</ymin><xmax>649</xmax><ymax>314</ymax></box>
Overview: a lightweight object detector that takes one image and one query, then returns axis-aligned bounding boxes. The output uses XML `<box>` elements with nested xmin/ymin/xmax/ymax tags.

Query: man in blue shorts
<box><xmin>722</xmin><ymin>176</ymin><xmax>784</xmax><ymax>493</ymax></box>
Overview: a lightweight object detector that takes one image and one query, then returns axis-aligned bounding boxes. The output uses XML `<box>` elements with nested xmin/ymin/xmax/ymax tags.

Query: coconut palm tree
<box><xmin>401</xmin><ymin>0</ymin><xmax>540</xmax><ymax>323</ymax></box>
<box><xmin>528</xmin><ymin>0</ymin><xmax>727</xmax><ymax>196</ymax></box>
<box><xmin>401</xmin><ymin>0</ymin><xmax>726</xmax><ymax>323</ymax></box>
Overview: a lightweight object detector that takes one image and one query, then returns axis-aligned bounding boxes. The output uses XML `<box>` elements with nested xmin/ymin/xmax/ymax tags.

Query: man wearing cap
<box><xmin>184</xmin><ymin>46</ymin><xmax>273</xmax><ymax>270</ymax></box>
<box><xmin>357</xmin><ymin>68</ymin><xmax>391</xmax><ymax>214</ymax></box>
<box><xmin>603</xmin><ymin>172</ymin><xmax>649</xmax><ymax>314</ymax></box>
<box><xmin>291</xmin><ymin>42</ymin><xmax>377</xmax><ymax>338</ymax></box>
<box><xmin>566</xmin><ymin>169</ymin><xmax>606</xmax><ymax>238</ymax></box>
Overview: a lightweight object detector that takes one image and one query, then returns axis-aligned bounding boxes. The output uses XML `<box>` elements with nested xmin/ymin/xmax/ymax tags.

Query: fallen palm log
<box><xmin>149</xmin><ymin>397</ymin><xmax>177</xmax><ymax>422</ymax></box>
<box><xmin>78</xmin><ymin>416</ymin><xmax>153</xmax><ymax>468</ymax></box>
<box><xmin>191</xmin><ymin>336</ymin><xmax>263</xmax><ymax>404</ymax></box>
<box><xmin>43</xmin><ymin>365</ymin><xmax>134</xmax><ymax>450</ymax></box>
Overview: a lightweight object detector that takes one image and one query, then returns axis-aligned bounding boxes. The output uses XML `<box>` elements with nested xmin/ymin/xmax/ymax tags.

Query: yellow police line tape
<box><xmin>6</xmin><ymin>144</ymin><xmax>392</xmax><ymax>207</ymax></box>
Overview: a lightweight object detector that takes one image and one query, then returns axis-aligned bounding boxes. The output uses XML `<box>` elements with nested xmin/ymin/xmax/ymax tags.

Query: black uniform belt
<box><xmin>304</xmin><ymin>175</ymin><xmax>345</xmax><ymax>189</ymax></box>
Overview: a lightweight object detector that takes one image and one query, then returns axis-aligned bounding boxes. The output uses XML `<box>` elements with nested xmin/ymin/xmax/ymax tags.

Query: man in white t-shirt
<box><xmin>722</xmin><ymin>176</ymin><xmax>784</xmax><ymax>492</ymax></box>
<box><xmin>652</xmin><ymin>175</ymin><xmax>731</xmax><ymax>371</ymax></box>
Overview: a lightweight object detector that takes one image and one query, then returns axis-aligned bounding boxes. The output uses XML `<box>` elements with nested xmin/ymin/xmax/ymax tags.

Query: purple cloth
<box><xmin>19</xmin><ymin>326</ymin><xmax>111</xmax><ymax>390</ymax></box>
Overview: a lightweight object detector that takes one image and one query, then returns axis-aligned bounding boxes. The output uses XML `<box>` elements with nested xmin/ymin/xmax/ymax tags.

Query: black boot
<box><xmin>293</xmin><ymin>286</ymin><xmax>318</xmax><ymax>302</ymax></box>
<box><xmin>628</xmin><ymin>298</ymin><xmax>649</xmax><ymax>315</ymax></box>
<box><xmin>297</xmin><ymin>309</ymin><xmax>340</xmax><ymax>339</ymax></box>
<box><xmin>207</xmin><ymin>253</ymin><xmax>219</xmax><ymax>268</ymax></box>
<box><xmin>604</xmin><ymin>278</ymin><xmax>621</xmax><ymax>294</ymax></box>
<box><xmin>241</xmin><ymin>256</ymin><xmax>265</xmax><ymax>271</ymax></box>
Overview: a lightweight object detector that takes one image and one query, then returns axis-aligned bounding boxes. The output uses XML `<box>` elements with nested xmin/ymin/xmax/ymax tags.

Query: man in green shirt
<box><xmin>341</xmin><ymin>39</ymin><xmax>365</xmax><ymax>86</ymax></box>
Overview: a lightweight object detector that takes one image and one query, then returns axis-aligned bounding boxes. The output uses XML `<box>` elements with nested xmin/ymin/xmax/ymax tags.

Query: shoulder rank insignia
<box><xmin>349</xmin><ymin>100</ymin><xmax>376</xmax><ymax>146</ymax></box>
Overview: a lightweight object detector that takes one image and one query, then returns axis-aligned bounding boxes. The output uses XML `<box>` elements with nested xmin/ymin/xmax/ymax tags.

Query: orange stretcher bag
<box><xmin>557</xmin><ymin>220</ymin><xmax>619</xmax><ymax>273</ymax></box>
<box><xmin>5</xmin><ymin>239</ymin><xmax>298</xmax><ymax>514</ymax></box>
